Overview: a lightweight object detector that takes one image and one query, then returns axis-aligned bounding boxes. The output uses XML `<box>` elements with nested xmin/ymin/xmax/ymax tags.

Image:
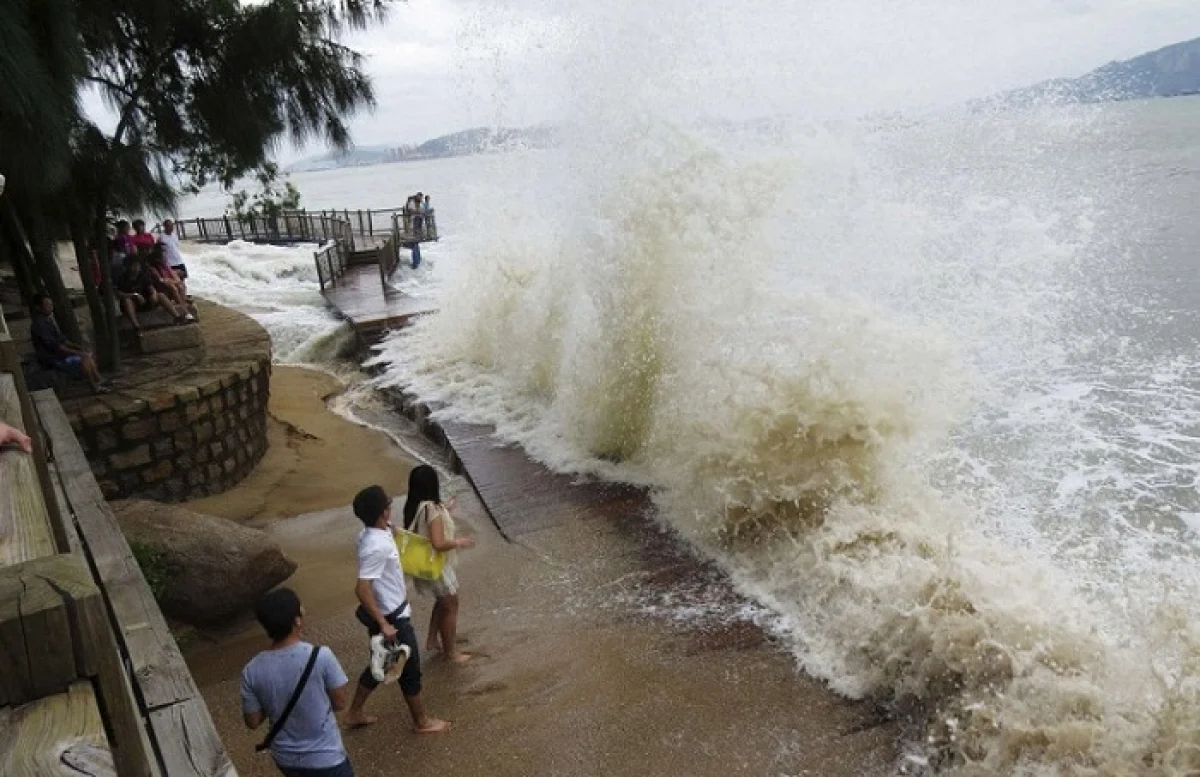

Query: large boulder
<box><xmin>112</xmin><ymin>499</ymin><xmax>296</xmax><ymax>625</ymax></box>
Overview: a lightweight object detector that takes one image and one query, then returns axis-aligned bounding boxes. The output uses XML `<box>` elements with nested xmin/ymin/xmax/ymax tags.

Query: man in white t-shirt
<box><xmin>343</xmin><ymin>485</ymin><xmax>451</xmax><ymax>733</ymax></box>
<box><xmin>157</xmin><ymin>219</ymin><xmax>189</xmax><ymax>289</ymax></box>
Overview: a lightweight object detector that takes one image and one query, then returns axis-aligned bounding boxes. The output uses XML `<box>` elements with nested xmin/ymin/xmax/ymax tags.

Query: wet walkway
<box><xmin>323</xmin><ymin>266</ymin><xmax>436</xmax><ymax>345</ymax></box>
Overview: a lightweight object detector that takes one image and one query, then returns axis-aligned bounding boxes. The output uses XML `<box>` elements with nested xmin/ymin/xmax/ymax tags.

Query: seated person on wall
<box><xmin>146</xmin><ymin>247</ymin><xmax>189</xmax><ymax>308</ymax></box>
<box><xmin>130</xmin><ymin>218</ymin><xmax>156</xmax><ymax>253</ymax></box>
<box><xmin>29</xmin><ymin>294</ymin><xmax>111</xmax><ymax>394</ymax></box>
<box><xmin>157</xmin><ymin>218</ymin><xmax>189</xmax><ymax>291</ymax></box>
<box><xmin>115</xmin><ymin>255</ymin><xmax>195</xmax><ymax>330</ymax></box>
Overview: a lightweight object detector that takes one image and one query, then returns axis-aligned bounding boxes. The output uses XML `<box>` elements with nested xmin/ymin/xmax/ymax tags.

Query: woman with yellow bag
<box><xmin>402</xmin><ymin>465</ymin><xmax>475</xmax><ymax>663</ymax></box>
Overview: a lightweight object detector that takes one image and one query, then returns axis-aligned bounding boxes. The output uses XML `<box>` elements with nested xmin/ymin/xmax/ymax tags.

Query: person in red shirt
<box><xmin>130</xmin><ymin>219</ymin><xmax>156</xmax><ymax>252</ymax></box>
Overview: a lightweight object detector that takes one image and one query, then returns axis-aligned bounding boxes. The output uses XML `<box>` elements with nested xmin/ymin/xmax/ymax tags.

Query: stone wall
<box><xmin>69</xmin><ymin>362</ymin><xmax>270</xmax><ymax>501</ymax></box>
<box><xmin>60</xmin><ymin>301</ymin><xmax>273</xmax><ymax>502</ymax></box>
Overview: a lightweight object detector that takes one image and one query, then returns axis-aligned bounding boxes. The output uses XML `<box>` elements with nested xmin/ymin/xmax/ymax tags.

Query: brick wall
<box><xmin>67</xmin><ymin>360</ymin><xmax>271</xmax><ymax>502</ymax></box>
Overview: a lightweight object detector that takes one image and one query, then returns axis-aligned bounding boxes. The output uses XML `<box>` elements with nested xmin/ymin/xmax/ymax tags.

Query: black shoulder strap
<box><xmin>256</xmin><ymin>645</ymin><xmax>321</xmax><ymax>753</ymax></box>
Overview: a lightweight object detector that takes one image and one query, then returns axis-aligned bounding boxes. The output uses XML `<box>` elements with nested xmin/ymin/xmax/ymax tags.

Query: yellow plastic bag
<box><xmin>395</xmin><ymin>529</ymin><xmax>445</xmax><ymax>581</ymax></box>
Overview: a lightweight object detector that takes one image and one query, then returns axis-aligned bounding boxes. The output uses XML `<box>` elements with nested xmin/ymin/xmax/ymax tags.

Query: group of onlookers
<box><xmin>109</xmin><ymin>219</ymin><xmax>195</xmax><ymax>330</ymax></box>
<box><xmin>240</xmin><ymin>466</ymin><xmax>474</xmax><ymax>777</ymax></box>
<box><xmin>27</xmin><ymin>217</ymin><xmax>197</xmax><ymax>395</ymax></box>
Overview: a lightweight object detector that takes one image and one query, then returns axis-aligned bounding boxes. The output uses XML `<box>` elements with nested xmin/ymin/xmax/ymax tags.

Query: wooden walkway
<box><xmin>438</xmin><ymin>420</ymin><xmax>647</xmax><ymax>539</ymax></box>
<box><xmin>323</xmin><ymin>265</ymin><xmax>436</xmax><ymax>344</ymax></box>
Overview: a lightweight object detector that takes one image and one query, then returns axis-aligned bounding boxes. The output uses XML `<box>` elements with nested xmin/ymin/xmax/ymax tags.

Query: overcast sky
<box><xmin>84</xmin><ymin>0</ymin><xmax>1200</xmax><ymax>161</ymax></box>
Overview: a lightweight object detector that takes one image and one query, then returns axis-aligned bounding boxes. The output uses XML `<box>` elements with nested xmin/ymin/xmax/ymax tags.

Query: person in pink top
<box><xmin>130</xmin><ymin>219</ymin><xmax>156</xmax><ymax>252</ymax></box>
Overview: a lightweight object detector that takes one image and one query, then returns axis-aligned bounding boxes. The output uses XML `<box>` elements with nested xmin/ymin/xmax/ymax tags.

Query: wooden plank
<box><xmin>0</xmin><ymin>573</ymin><xmax>26</xmax><ymax>706</ymax></box>
<box><xmin>0</xmin><ymin>554</ymin><xmax>97</xmax><ymax>706</ymax></box>
<box><xmin>0</xmin><ymin>681</ymin><xmax>115</xmax><ymax>777</ymax></box>
<box><xmin>149</xmin><ymin>699</ymin><xmax>236</xmax><ymax>777</ymax></box>
<box><xmin>70</xmin><ymin>564</ymin><xmax>155</xmax><ymax>777</ymax></box>
<box><xmin>0</xmin><ymin>375</ymin><xmax>56</xmax><ymax>566</ymax></box>
<box><xmin>439</xmin><ymin>419</ymin><xmax>648</xmax><ymax>539</ymax></box>
<box><xmin>35</xmin><ymin>391</ymin><xmax>232</xmax><ymax>777</ymax></box>
<box><xmin>1</xmin><ymin>334</ymin><xmax>68</xmax><ymax>554</ymax></box>
<box><xmin>16</xmin><ymin>566</ymin><xmax>77</xmax><ymax>700</ymax></box>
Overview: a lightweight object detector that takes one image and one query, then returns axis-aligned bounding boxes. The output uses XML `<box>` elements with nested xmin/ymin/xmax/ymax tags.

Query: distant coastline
<box><xmin>992</xmin><ymin>35</ymin><xmax>1200</xmax><ymax>107</ymax></box>
<box><xmin>288</xmin><ymin>35</ymin><xmax>1200</xmax><ymax>175</ymax></box>
<box><xmin>286</xmin><ymin>124</ymin><xmax>560</xmax><ymax>173</ymax></box>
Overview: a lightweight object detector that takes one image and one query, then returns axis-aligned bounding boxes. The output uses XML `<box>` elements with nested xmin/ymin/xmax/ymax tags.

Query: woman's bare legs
<box><xmin>435</xmin><ymin>594</ymin><xmax>470</xmax><ymax>663</ymax></box>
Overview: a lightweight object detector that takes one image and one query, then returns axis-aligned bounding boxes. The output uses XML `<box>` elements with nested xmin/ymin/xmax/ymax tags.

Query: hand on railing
<box><xmin>0</xmin><ymin>422</ymin><xmax>32</xmax><ymax>453</ymax></box>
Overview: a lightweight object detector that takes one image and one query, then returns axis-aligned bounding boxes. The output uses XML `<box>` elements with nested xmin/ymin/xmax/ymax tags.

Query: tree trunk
<box><xmin>70</xmin><ymin>220</ymin><xmax>106</xmax><ymax>348</ymax></box>
<box><xmin>0</xmin><ymin>217</ymin><xmax>40</xmax><ymax>305</ymax></box>
<box><xmin>92</xmin><ymin>201</ymin><xmax>121</xmax><ymax>370</ymax></box>
<box><xmin>21</xmin><ymin>206</ymin><xmax>83</xmax><ymax>343</ymax></box>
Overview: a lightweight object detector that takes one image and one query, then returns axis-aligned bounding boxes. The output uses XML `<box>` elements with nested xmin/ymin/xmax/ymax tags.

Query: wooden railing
<box><xmin>176</xmin><ymin>211</ymin><xmax>356</xmax><ymax>250</ymax></box>
<box><xmin>0</xmin><ymin>303</ymin><xmax>234</xmax><ymax>776</ymax></box>
<box><xmin>315</xmin><ymin>240</ymin><xmax>349</xmax><ymax>292</ymax></box>
<box><xmin>174</xmin><ymin>205</ymin><xmax>439</xmax><ymax>297</ymax></box>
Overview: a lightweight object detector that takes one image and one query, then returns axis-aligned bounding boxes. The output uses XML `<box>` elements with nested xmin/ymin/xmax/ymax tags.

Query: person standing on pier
<box><xmin>241</xmin><ymin>588</ymin><xmax>356</xmax><ymax>777</ymax></box>
<box><xmin>343</xmin><ymin>485</ymin><xmax>452</xmax><ymax>733</ymax></box>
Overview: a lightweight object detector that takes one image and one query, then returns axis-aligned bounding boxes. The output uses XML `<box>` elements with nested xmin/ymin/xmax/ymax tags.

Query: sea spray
<box><xmin>364</xmin><ymin>2</ymin><xmax>1200</xmax><ymax>773</ymax></box>
<box><xmin>181</xmin><ymin>240</ymin><xmax>359</xmax><ymax>365</ymax></box>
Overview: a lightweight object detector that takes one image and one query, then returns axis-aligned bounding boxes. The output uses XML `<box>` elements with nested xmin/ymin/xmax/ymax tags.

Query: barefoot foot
<box><xmin>342</xmin><ymin>714</ymin><xmax>378</xmax><ymax>729</ymax></box>
<box><xmin>447</xmin><ymin>652</ymin><xmax>473</xmax><ymax>664</ymax></box>
<box><xmin>414</xmin><ymin>718</ymin><xmax>452</xmax><ymax>734</ymax></box>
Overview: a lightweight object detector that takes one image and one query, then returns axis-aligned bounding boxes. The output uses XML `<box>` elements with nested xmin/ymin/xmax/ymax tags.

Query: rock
<box><xmin>112</xmin><ymin>499</ymin><xmax>296</xmax><ymax>624</ymax></box>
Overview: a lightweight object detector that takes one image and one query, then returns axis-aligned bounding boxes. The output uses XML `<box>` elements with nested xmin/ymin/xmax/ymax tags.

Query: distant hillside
<box><xmin>999</xmin><ymin>36</ymin><xmax>1200</xmax><ymax>106</ymax></box>
<box><xmin>287</xmin><ymin>125</ymin><xmax>560</xmax><ymax>173</ymax></box>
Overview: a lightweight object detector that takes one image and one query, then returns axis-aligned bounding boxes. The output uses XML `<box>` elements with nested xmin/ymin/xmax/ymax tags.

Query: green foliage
<box><xmin>227</xmin><ymin>164</ymin><xmax>304</xmax><ymax>219</ymax></box>
<box><xmin>0</xmin><ymin>0</ymin><xmax>396</xmax><ymax>365</ymax></box>
<box><xmin>130</xmin><ymin>541</ymin><xmax>171</xmax><ymax>601</ymax></box>
<box><xmin>0</xmin><ymin>0</ymin><xmax>84</xmax><ymax>199</ymax></box>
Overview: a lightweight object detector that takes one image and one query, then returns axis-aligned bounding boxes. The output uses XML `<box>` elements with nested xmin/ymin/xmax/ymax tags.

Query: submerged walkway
<box><xmin>322</xmin><ymin>265</ymin><xmax>435</xmax><ymax>345</ymax></box>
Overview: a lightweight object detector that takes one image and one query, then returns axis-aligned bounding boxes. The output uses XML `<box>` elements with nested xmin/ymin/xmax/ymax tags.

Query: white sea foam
<box><xmin>361</xmin><ymin>1</ymin><xmax>1200</xmax><ymax>772</ymax></box>
<box><xmin>180</xmin><ymin>239</ymin><xmax>355</xmax><ymax>365</ymax></box>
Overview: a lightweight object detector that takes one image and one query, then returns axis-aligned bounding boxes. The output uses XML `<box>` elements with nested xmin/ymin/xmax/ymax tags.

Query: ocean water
<box><xmin>178</xmin><ymin>30</ymin><xmax>1200</xmax><ymax>777</ymax></box>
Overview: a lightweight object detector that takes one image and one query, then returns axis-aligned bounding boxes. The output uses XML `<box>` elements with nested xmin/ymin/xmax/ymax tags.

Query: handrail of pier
<box><xmin>314</xmin><ymin>240</ymin><xmax>349</xmax><ymax>292</ymax></box>
<box><xmin>176</xmin><ymin>210</ymin><xmax>356</xmax><ymax>250</ymax></box>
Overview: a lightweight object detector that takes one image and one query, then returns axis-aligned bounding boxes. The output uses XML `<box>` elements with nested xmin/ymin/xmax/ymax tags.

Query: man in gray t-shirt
<box><xmin>241</xmin><ymin>588</ymin><xmax>354</xmax><ymax>777</ymax></box>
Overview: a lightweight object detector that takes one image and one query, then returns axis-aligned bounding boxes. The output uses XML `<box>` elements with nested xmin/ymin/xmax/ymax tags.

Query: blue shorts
<box><xmin>56</xmin><ymin>355</ymin><xmax>84</xmax><ymax>377</ymax></box>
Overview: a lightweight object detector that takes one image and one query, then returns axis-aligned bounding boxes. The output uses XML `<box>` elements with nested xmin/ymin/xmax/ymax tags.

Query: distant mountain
<box><xmin>287</xmin><ymin>125</ymin><xmax>560</xmax><ymax>173</ymax></box>
<box><xmin>998</xmin><ymin>37</ymin><xmax>1200</xmax><ymax>106</ymax></box>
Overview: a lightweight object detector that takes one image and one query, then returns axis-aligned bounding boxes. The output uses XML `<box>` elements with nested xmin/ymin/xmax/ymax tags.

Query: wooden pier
<box><xmin>177</xmin><ymin>206</ymin><xmax>439</xmax><ymax>345</ymax></box>
<box><xmin>0</xmin><ymin>308</ymin><xmax>234</xmax><ymax>776</ymax></box>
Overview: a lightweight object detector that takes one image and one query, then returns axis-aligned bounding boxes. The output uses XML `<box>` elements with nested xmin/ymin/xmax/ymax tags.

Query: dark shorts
<box><xmin>171</xmin><ymin>264</ymin><xmax>188</xmax><ymax>280</ymax></box>
<box><xmin>276</xmin><ymin>759</ymin><xmax>354</xmax><ymax>777</ymax></box>
<box><xmin>55</xmin><ymin>355</ymin><xmax>84</xmax><ymax>377</ymax></box>
<box><xmin>355</xmin><ymin>605</ymin><xmax>421</xmax><ymax>696</ymax></box>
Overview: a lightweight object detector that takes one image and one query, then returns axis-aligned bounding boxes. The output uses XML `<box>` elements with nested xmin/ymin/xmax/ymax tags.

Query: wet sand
<box><xmin>184</xmin><ymin>378</ymin><xmax>898</xmax><ymax>776</ymax></box>
<box><xmin>185</xmin><ymin>366</ymin><xmax>413</xmax><ymax>524</ymax></box>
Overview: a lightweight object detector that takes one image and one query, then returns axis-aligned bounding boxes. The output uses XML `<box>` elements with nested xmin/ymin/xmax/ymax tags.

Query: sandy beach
<box><xmin>183</xmin><ymin>366</ymin><xmax>898</xmax><ymax>776</ymax></box>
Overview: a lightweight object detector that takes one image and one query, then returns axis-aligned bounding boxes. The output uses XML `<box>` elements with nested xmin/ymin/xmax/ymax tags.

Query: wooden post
<box><xmin>0</xmin><ymin>335</ymin><xmax>65</xmax><ymax>554</ymax></box>
<box><xmin>0</xmin><ymin>554</ymin><xmax>154</xmax><ymax>776</ymax></box>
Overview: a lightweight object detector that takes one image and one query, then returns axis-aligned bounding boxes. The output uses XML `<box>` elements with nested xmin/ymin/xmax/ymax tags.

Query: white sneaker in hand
<box><xmin>369</xmin><ymin>635</ymin><xmax>412</xmax><ymax>683</ymax></box>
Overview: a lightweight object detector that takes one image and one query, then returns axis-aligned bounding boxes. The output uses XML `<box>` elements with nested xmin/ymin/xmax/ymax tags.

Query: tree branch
<box><xmin>82</xmin><ymin>74</ymin><xmax>133</xmax><ymax>98</ymax></box>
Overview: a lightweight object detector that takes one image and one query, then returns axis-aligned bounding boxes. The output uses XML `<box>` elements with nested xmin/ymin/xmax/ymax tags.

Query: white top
<box><xmin>356</xmin><ymin>526</ymin><xmax>411</xmax><ymax>618</ymax></box>
<box><xmin>415</xmin><ymin>501</ymin><xmax>456</xmax><ymax>569</ymax></box>
<box><xmin>158</xmin><ymin>231</ymin><xmax>185</xmax><ymax>268</ymax></box>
